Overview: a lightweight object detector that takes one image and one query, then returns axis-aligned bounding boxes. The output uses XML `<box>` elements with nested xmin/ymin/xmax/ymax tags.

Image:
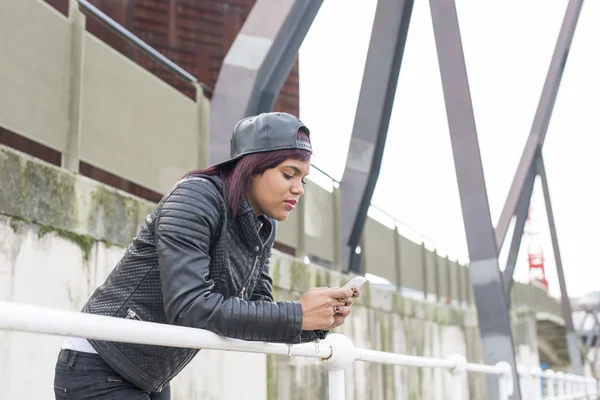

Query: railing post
<box><xmin>328</xmin><ymin>370</ymin><xmax>345</xmax><ymax>400</ymax></box>
<box><xmin>555</xmin><ymin>371</ymin><xmax>566</xmax><ymax>399</ymax></box>
<box><xmin>321</xmin><ymin>334</ymin><xmax>357</xmax><ymax>400</ymax></box>
<box><xmin>63</xmin><ymin>0</ymin><xmax>86</xmax><ymax>172</ymax></box>
<box><xmin>565</xmin><ymin>374</ymin><xmax>574</xmax><ymax>399</ymax></box>
<box><xmin>194</xmin><ymin>83</ymin><xmax>210</xmax><ymax>169</ymax></box>
<box><xmin>496</xmin><ymin>361</ymin><xmax>514</xmax><ymax>400</ymax></box>
<box><xmin>580</xmin><ymin>375</ymin><xmax>588</xmax><ymax>399</ymax></box>
<box><xmin>544</xmin><ymin>369</ymin><xmax>556</xmax><ymax>400</ymax></box>
<box><xmin>584</xmin><ymin>376</ymin><xmax>591</xmax><ymax>399</ymax></box>
<box><xmin>530</xmin><ymin>366</ymin><xmax>543</xmax><ymax>400</ymax></box>
<box><xmin>589</xmin><ymin>377</ymin><xmax>595</xmax><ymax>399</ymax></box>
<box><xmin>517</xmin><ymin>365</ymin><xmax>532</xmax><ymax>398</ymax></box>
<box><xmin>446</xmin><ymin>354</ymin><xmax>467</xmax><ymax>399</ymax></box>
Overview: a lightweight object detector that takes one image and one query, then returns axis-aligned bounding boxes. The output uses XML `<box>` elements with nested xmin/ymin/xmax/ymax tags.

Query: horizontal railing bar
<box><xmin>355</xmin><ymin>348</ymin><xmax>505</xmax><ymax>376</ymax></box>
<box><xmin>1</xmin><ymin>300</ymin><xmax>596</xmax><ymax>397</ymax></box>
<box><xmin>466</xmin><ymin>362</ymin><xmax>506</xmax><ymax>375</ymax></box>
<box><xmin>355</xmin><ymin>348</ymin><xmax>455</xmax><ymax>369</ymax></box>
<box><xmin>0</xmin><ymin>301</ymin><xmax>331</xmax><ymax>359</ymax></box>
<box><xmin>76</xmin><ymin>0</ymin><xmax>210</xmax><ymax>93</ymax></box>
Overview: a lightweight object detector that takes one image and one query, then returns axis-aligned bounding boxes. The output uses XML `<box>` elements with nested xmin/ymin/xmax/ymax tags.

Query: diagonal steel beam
<box><xmin>504</xmin><ymin>160</ymin><xmax>537</xmax><ymax>297</ymax></box>
<box><xmin>579</xmin><ymin>311</ymin><xmax>590</xmax><ymax>332</ymax></box>
<box><xmin>585</xmin><ymin>316</ymin><xmax>599</xmax><ymax>354</ymax></box>
<box><xmin>340</xmin><ymin>0</ymin><xmax>414</xmax><ymax>273</ymax></box>
<box><xmin>429</xmin><ymin>1</ymin><xmax>521</xmax><ymax>398</ymax></box>
<box><xmin>591</xmin><ymin>312</ymin><xmax>600</xmax><ymax>348</ymax></box>
<box><xmin>495</xmin><ymin>0</ymin><xmax>584</xmax><ymax>250</ymax></box>
<box><xmin>209</xmin><ymin>0</ymin><xmax>323</xmax><ymax>165</ymax></box>
<box><xmin>537</xmin><ymin>154</ymin><xmax>583</xmax><ymax>374</ymax></box>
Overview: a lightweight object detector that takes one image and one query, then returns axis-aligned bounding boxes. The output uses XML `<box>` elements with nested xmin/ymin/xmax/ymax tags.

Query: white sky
<box><xmin>298</xmin><ymin>0</ymin><xmax>600</xmax><ymax>299</ymax></box>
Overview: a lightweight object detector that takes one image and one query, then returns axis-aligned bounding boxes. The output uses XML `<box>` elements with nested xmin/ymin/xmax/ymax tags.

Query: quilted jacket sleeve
<box><xmin>155</xmin><ymin>178</ymin><xmax>304</xmax><ymax>344</ymax></box>
<box><xmin>250</xmin><ymin>243</ymin><xmax>329</xmax><ymax>343</ymax></box>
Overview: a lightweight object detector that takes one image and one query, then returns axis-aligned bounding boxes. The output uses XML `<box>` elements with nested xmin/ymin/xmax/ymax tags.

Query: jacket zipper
<box><xmin>126</xmin><ymin>308</ymin><xmax>142</xmax><ymax>321</ymax></box>
<box><xmin>238</xmin><ymin>224</ymin><xmax>274</xmax><ymax>299</ymax></box>
<box><xmin>239</xmin><ymin>256</ymin><xmax>259</xmax><ymax>299</ymax></box>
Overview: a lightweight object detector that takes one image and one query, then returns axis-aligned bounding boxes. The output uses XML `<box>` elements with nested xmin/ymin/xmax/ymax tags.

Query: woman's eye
<box><xmin>283</xmin><ymin>173</ymin><xmax>293</xmax><ymax>180</ymax></box>
<box><xmin>301</xmin><ymin>179</ymin><xmax>307</xmax><ymax>185</ymax></box>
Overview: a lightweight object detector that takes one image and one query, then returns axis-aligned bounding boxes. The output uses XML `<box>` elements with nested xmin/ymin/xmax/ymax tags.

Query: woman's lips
<box><xmin>284</xmin><ymin>200</ymin><xmax>297</xmax><ymax>210</ymax></box>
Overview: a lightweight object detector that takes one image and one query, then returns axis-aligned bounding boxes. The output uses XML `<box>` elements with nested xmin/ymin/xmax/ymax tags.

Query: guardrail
<box><xmin>75</xmin><ymin>0</ymin><xmax>209</xmax><ymax>93</ymax></box>
<box><xmin>1</xmin><ymin>301</ymin><xmax>596</xmax><ymax>399</ymax></box>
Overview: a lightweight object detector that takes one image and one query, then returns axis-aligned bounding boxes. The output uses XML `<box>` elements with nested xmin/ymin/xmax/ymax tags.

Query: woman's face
<box><xmin>247</xmin><ymin>158</ymin><xmax>310</xmax><ymax>221</ymax></box>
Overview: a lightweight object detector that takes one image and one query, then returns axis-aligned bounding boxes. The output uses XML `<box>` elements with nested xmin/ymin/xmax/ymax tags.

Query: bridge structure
<box><xmin>0</xmin><ymin>0</ymin><xmax>597</xmax><ymax>399</ymax></box>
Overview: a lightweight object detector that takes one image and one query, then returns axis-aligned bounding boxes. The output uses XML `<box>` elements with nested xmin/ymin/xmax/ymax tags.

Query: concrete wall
<box><xmin>0</xmin><ymin>144</ymin><xmax>551</xmax><ymax>399</ymax></box>
<box><xmin>0</xmin><ymin>0</ymin><xmax>209</xmax><ymax>194</ymax></box>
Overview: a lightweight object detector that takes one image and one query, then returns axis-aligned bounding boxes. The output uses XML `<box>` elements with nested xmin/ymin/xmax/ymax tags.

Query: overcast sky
<box><xmin>298</xmin><ymin>0</ymin><xmax>600</xmax><ymax>299</ymax></box>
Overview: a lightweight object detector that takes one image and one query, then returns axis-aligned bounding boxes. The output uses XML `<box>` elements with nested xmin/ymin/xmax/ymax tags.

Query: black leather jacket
<box><xmin>82</xmin><ymin>175</ymin><xmax>327</xmax><ymax>392</ymax></box>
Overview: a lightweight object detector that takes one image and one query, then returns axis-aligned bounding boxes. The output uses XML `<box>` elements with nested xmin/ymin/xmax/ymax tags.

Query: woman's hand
<box><xmin>298</xmin><ymin>287</ymin><xmax>354</xmax><ymax>330</ymax></box>
<box><xmin>327</xmin><ymin>288</ymin><xmax>361</xmax><ymax>330</ymax></box>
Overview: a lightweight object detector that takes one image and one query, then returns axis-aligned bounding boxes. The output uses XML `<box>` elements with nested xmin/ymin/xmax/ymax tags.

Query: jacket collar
<box><xmin>188</xmin><ymin>173</ymin><xmax>274</xmax><ymax>247</ymax></box>
<box><xmin>237</xmin><ymin>196</ymin><xmax>273</xmax><ymax>246</ymax></box>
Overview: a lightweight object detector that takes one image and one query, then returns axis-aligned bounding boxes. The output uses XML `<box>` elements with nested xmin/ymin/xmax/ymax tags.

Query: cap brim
<box><xmin>212</xmin><ymin>156</ymin><xmax>240</xmax><ymax>169</ymax></box>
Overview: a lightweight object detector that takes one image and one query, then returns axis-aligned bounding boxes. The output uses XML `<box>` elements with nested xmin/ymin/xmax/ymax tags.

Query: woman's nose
<box><xmin>291</xmin><ymin>182</ymin><xmax>304</xmax><ymax>195</ymax></box>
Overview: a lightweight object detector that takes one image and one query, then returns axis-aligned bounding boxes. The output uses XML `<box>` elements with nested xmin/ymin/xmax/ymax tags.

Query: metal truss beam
<box><xmin>585</xmin><ymin>315</ymin><xmax>599</xmax><ymax>354</ymax></box>
<box><xmin>209</xmin><ymin>0</ymin><xmax>323</xmax><ymax>164</ymax></box>
<box><xmin>590</xmin><ymin>312</ymin><xmax>600</xmax><ymax>350</ymax></box>
<box><xmin>340</xmin><ymin>0</ymin><xmax>414</xmax><ymax>273</ymax></box>
<box><xmin>495</xmin><ymin>0</ymin><xmax>584</xmax><ymax>250</ymax></box>
<box><xmin>503</xmin><ymin>159</ymin><xmax>537</xmax><ymax>296</ymax></box>
<box><xmin>429</xmin><ymin>1</ymin><xmax>521</xmax><ymax>398</ymax></box>
<box><xmin>537</xmin><ymin>155</ymin><xmax>583</xmax><ymax>374</ymax></box>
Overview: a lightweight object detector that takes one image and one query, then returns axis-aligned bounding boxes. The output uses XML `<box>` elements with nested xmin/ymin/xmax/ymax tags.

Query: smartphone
<box><xmin>342</xmin><ymin>276</ymin><xmax>367</xmax><ymax>290</ymax></box>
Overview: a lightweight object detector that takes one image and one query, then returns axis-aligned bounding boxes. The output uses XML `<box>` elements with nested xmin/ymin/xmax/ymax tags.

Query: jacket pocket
<box><xmin>54</xmin><ymin>386</ymin><xmax>70</xmax><ymax>399</ymax></box>
<box><xmin>113</xmin><ymin>303</ymin><xmax>170</xmax><ymax>381</ymax></box>
<box><xmin>118</xmin><ymin>301</ymin><xmax>165</xmax><ymax>324</ymax></box>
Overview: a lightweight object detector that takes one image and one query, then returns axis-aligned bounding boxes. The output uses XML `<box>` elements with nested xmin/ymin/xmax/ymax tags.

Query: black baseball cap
<box><xmin>214</xmin><ymin>112</ymin><xmax>312</xmax><ymax>167</ymax></box>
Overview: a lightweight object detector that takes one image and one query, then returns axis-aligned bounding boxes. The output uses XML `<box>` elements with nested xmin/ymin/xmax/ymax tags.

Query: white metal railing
<box><xmin>0</xmin><ymin>301</ymin><xmax>597</xmax><ymax>399</ymax></box>
<box><xmin>517</xmin><ymin>364</ymin><xmax>599</xmax><ymax>400</ymax></box>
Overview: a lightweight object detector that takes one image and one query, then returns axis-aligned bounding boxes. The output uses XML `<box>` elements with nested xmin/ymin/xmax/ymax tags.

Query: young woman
<box><xmin>53</xmin><ymin>112</ymin><xmax>360</xmax><ymax>399</ymax></box>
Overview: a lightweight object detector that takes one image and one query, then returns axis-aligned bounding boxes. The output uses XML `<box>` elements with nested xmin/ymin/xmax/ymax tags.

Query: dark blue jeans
<box><xmin>54</xmin><ymin>349</ymin><xmax>170</xmax><ymax>400</ymax></box>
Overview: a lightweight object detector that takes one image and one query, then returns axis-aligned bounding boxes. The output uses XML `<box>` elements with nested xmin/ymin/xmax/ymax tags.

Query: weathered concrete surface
<box><xmin>0</xmin><ymin>145</ymin><xmax>155</xmax><ymax>248</ymax></box>
<box><xmin>0</xmin><ymin>145</ymin><xmax>549</xmax><ymax>399</ymax></box>
<box><xmin>267</xmin><ymin>253</ymin><xmax>482</xmax><ymax>400</ymax></box>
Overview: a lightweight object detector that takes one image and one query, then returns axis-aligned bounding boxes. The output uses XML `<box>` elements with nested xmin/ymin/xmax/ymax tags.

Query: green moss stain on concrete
<box><xmin>9</xmin><ymin>216</ymin><xmax>22</xmax><ymax>234</ymax></box>
<box><xmin>26</xmin><ymin>160</ymin><xmax>78</xmax><ymax>227</ymax></box>
<box><xmin>267</xmin><ymin>355</ymin><xmax>278</xmax><ymax>400</ymax></box>
<box><xmin>0</xmin><ymin>148</ymin><xmax>26</xmax><ymax>217</ymax></box>
<box><xmin>1</xmin><ymin>146</ymin><xmax>156</xmax><ymax>248</ymax></box>
<box><xmin>38</xmin><ymin>224</ymin><xmax>94</xmax><ymax>261</ymax></box>
<box><xmin>393</xmin><ymin>295</ymin><xmax>405</xmax><ymax>316</ymax></box>
<box><xmin>269</xmin><ymin>256</ymin><xmax>281</xmax><ymax>289</ymax></box>
<box><xmin>379</xmin><ymin>314</ymin><xmax>396</xmax><ymax>399</ymax></box>
<box><xmin>360</xmin><ymin>280</ymin><xmax>371</xmax><ymax>305</ymax></box>
<box><xmin>314</xmin><ymin>268</ymin><xmax>330</xmax><ymax>289</ymax></box>
<box><xmin>89</xmin><ymin>186</ymin><xmax>154</xmax><ymax>246</ymax></box>
<box><xmin>289</xmin><ymin>259</ymin><xmax>311</xmax><ymax>294</ymax></box>
<box><xmin>0</xmin><ymin>149</ymin><xmax>78</xmax><ymax>229</ymax></box>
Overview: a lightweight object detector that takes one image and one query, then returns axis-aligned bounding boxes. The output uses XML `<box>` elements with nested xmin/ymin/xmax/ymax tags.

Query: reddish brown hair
<box><xmin>186</xmin><ymin>130</ymin><xmax>311</xmax><ymax>219</ymax></box>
